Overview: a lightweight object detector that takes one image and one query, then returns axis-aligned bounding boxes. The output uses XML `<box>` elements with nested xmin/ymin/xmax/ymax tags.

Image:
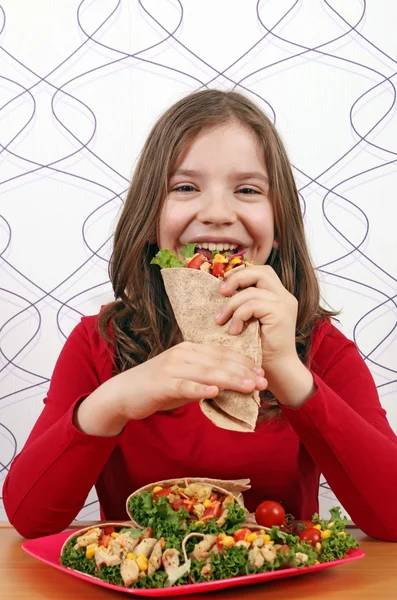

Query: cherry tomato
<box><xmin>299</xmin><ymin>528</ymin><xmax>322</xmax><ymax>547</ymax></box>
<box><xmin>187</xmin><ymin>254</ymin><xmax>206</xmax><ymax>269</ymax></box>
<box><xmin>233</xmin><ymin>528</ymin><xmax>252</xmax><ymax>542</ymax></box>
<box><xmin>153</xmin><ymin>488</ymin><xmax>171</xmax><ymax>502</ymax></box>
<box><xmin>141</xmin><ymin>527</ymin><xmax>153</xmax><ymax>538</ymax></box>
<box><xmin>290</xmin><ymin>520</ymin><xmax>315</xmax><ymax>535</ymax></box>
<box><xmin>99</xmin><ymin>534</ymin><xmax>111</xmax><ymax>548</ymax></box>
<box><xmin>255</xmin><ymin>501</ymin><xmax>286</xmax><ymax>528</ymax></box>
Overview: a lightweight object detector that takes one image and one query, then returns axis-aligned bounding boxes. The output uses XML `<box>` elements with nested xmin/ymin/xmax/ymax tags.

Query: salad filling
<box><xmin>151</xmin><ymin>243</ymin><xmax>254</xmax><ymax>278</ymax></box>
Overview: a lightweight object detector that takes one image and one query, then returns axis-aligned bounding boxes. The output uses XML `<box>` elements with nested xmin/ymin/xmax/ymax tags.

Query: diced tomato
<box><xmin>102</xmin><ymin>526</ymin><xmax>115</xmax><ymax>535</ymax></box>
<box><xmin>215</xmin><ymin>534</ymin><xmax>224</xmax><ymax>552</ymax></box>
<box><xmin>276</xmin><ymin>544</ymin><xmax>291</xmax><ymax>554</ymax></box>
<box><xmin>233</xmin><ymin>528</ymin><xmax>252</xmax><ymax>543</ymax></box>
<box><xmin>172</xmin><ymin>498</ymin><xmax>194</xmax><ymax>513</ymax></box>
<box><xmin>99</xmin><ymin>534</ymin><xmax>111</xmax><ymax>548</ymax></box>
<box><xmin>201</xmin><ymin>502</ymin><xmax>221</xmax><ymax>520</ymax></box>
<box><xmin>153</xmin><ymin>488</ymin><xmax>171</xmax><ymax>502</ymax></box>
<box><xmin>209</xmin><ymin>493</ymin><xmax>219</xmax><ymax>502</ymax></box>
<box><xmin>141</xmin><ymin>527</ymin><xmax>153</xmax><ymax>539</ymax></box>
<box><xmin>211</xmin><ymin>262</ymin><xmax>226</xmax><ymax>278</ymax></box>
<box><xmin>187</xmin><ymin>254</ymin><xmax>206</xmax><ymax>270</ymax></box>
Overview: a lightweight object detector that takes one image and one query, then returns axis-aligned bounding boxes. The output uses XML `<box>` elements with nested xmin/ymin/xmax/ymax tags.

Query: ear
<box><xmin>272</xmin><ymin>239</ymin><xmax>279</xmax><ymax>249</ymax></box>
<box><xmin>148</xmin><ymin>234</ymin><xmax>157</xmax><ymax>245</ymax></box>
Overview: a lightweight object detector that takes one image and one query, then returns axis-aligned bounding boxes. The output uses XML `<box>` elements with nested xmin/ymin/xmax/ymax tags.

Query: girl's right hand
<box><xmin>115</xmin><ymin>341</ymin><xmax>268</xmax><ymax>421</ymax></box>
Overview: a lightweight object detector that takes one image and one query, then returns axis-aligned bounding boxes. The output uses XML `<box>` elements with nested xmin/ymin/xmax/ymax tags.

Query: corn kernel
<box><xmin>136</xmin><ymin>554</ymin><xmax>149</xmax><ymax>571</ymax></box>
<box><xmin>203</xmin><ymin>499</ymin><xmax>212</xmax><ymax>508</ymax></box>
<box><xmin>213</xmin><ymin>254</ymin><xmax>228</xmax><ymax>264</ymax></box>
<box><xmin>328</xmin><ymin>521</ymin><xmax>334</xmax><ymax>528</ymax></box>
<box><xmin>111</xmin><ymin>532</ymin><xmax>120</xmax><ymax>538</ymax></box>
<box><xmin>152</xmin><ymin>486</ymin><xmax>163</xmax><ymax>493</ymax></box>
<box><xmin>315</xmin><ymin>542</ymin><xmax>322</xmax><ymax>555</ymax></box>
<box><xmin>338</xmin><ymin>531</ymin><xmax>346</xmax><ymax>538</ymax></box>
<box><xmin>127</xmin><ymin>553</ymin><xmax>136</xmax><ymax>560</ymax></box>
<box><xmin>222</xmin><ymin>535</ymin><xmax>235</xmax><ymax>548</ymax></box>
<box><xmin>314</xmin><ymin>560</ymin><xmax>320</xmax><ymax>564</ymax></box>
<box><xmin>230</xmin><ymin>257</ymin><xmax>242</xmax><ymax>265</ymax></box>
<box><xmin>313</xmin><ymin>524</ymin><xmax>322</xmax><ymax>530</ymax></box>
<box><xmin>85</xmin><ymin>543</ymin><xmax>98</xmax><ymax>559</ymax></box>
<box><xmin>262</xmin><ymin>534</ymin><xmax>272</xmax><ymax>543</ymax></box>
<box><xmin>246</xmin><ymin>533</ymin><xmax>258</xmax><ymax>542</ymax></box>
<box><xmin>321</xmin><ymin>529</ymin><xmax>331</xmax><ymax>540</ymax></box>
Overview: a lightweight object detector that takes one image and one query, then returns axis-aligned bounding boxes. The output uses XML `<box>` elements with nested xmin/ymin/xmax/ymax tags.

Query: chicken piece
<box><xmin>183</xmin><ymin>484</ymin><xmax>212</xmax><ymax>502</ymax></box>
<box><xmin>261</xmin><ymin>545</ymin><xmax>276</xmax><ymax>564</ymax></box>
<box><xmin>200</xmin><ymin>262</ymin><xmax>211</xmax><ymax>273</ymax></box>
<box><xmin>295</xmin><ymin>552</ymin><xmax>309</xmax><ymax>566</ymax></box>
<box><xmin>200</xmin><ymin>561</ymin><xmax>212</xmax><ymax>577</ymax></box>
<box><xmin>215</xmin><ymin>508</ymin><xmax>229</xmax><ymax>526</ymax></box>
<box><xmin>74</xmin><ymin>527</ymin><xmax>102</xmax><ymax>549</ymax></box>
<box><xmin>94</xmin><ymin>546</ymin><xmax>122</xmax><ymax>568</ymax></box>
<box><xmin>148</xmin><ymin>539</ymin><xmax>163</xmax><ymax>574</ymax></box>
<box><xmin>124</xmin><ymin>537</ymin><xmax>139</xmax><ymax>554</ymax></box>
<box><xmin>162</xmin><ymin>548</ymin><xmax>180</xmax><ymax>576</ymax></box>
<box><xmin>222</xmin><ymin>494</ymin><xmax>235</xmax><ymax>508</ymax></box>
<box><xmin>192</xmin><ymin>503</ymin><xmax>206</xmax><ymax>519</ymax></box>
<box><xmin>190</xmin><ymin>535</ymin><xmax>217</xmax><ymax>561</ymax></box>
<box><xmin>133</xmin><ymin>538</ymin><xmax>157</xmax><ymax>558</ymax></box>
<box><xmin>252</xmin><ymin>537</ymin><xmax>264</xmax><ymax>548</ymax></box>
<box><xmin>235</xmin><ymin>540</ymin><xmax>250</xmax><ymax>549</ymax></box>
<box><xmin>248</xmin><ymin>547</ymin><xmax>265</xmax><ymax>569</ymax></box>
<box><xmin>120</xmin><ymin>558</ymin><xmax>139</xmax><ymax>586</ymax></box>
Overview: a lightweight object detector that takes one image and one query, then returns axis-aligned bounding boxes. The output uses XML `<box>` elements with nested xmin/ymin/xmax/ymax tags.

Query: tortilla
<box><xmin>60</xmin><ymin>521</ymin><xmax>134</xmax><ymax>571</ymax></box>
<box><xmin>161</xmin><ymin>268</ymin><xmax>262</xmax><ymax>432</ymax></box>
<box><xmin>126</xmin><ymin>477</ymin><xmax>251</xmax><ymax>525</ymax></box>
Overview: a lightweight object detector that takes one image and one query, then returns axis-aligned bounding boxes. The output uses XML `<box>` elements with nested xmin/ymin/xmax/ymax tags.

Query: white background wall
<box><xmin>1</xmin><ymin>0</ymin><xmax>396</xmax><ymax>522</ymax></box>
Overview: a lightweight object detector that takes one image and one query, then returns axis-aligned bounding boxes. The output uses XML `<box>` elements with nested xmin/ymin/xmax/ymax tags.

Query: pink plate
<box><xmin>23</xmin><ymin>530</ymin><xmax>365</xmax><ymax>597</ymax></box>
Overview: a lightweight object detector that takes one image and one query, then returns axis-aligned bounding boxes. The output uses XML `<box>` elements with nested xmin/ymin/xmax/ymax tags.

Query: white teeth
<box><xmin>195</xmin><ymin>242</ymin><xmax>238</xmax><ymax>252</ymax></box>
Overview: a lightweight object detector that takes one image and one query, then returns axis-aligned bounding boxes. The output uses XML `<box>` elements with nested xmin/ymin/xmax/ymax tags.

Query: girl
<box><xmin>4</xmin><ymin>90</ymin><xmax>397</xmax><ymax>542</ymax></box>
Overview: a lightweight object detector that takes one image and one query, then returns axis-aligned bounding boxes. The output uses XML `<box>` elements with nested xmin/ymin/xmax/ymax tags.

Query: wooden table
<box><xmin>1</xmin><ymin>523</ymin><xmax>396</xmax><ymax>599</ymax></box>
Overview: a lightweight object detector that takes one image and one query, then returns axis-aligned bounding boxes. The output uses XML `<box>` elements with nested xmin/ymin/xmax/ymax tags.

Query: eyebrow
<box><xmin>170</xmin><ymin>169</ymin><xmax>269</xmax><ymax>185</ymax></box>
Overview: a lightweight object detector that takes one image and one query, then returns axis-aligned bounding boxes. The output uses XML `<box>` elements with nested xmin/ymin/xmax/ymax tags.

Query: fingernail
<box><xmin>256</xmin><ymin>376</ymin><xmax>267</xmax><ymax>387</ymax></box>
<box><xmin>252</xmin><ymin>367</ymin><xmax>264</xmax><ymax>375</ymax></box>
<box><xmin>216</xmin><ymin>312</ymin><xmax>223</xmax><ymax>321</ymax></box>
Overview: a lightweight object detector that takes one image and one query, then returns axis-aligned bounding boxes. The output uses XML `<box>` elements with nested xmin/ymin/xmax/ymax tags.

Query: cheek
<box><xmin>158</xmin><ymin>201</ymin><xmax>189</xmax><ymax>245</ymax></box>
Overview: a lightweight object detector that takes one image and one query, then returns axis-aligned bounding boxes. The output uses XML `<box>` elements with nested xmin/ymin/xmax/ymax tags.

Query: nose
<box><xmin>196</xmin><ymin>190</ymin><xmax>237</xmax><ymax>226</ymax></box>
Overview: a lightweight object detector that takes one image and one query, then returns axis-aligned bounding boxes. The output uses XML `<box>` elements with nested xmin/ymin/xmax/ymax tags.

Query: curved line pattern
<box><xmin>0</xmin><ymin>1</ymin><xmax>395</xmax><ymax>520</ymax></box>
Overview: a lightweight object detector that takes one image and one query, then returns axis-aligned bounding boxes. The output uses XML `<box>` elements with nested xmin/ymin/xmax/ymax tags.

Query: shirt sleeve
<box><xmin>281</xmin><ymin>323</ymin><xmax>397</xmax><ymax>541</ymax></box>
<box><xmin>2</xmin><ymin>317</ymin><xmax>120</xmax><ymax>538</ymax></box>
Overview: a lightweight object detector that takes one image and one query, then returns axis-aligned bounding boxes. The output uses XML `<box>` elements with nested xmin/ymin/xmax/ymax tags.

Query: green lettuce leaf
<box><xmin>150</xmin><ymin>249</ymin><xmax>184</xmax><ymax>269</ymax></box>
<box><xmin>180</xmin><ymin>243</ymin><xmax>197</xmax><ymax>259</ymax></box>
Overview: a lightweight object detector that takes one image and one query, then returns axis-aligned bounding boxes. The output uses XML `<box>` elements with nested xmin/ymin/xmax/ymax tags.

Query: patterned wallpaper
<box><xmin>1</xmin><ymin>0</ymin><xmax>396</xmax><ymax>521</ymax></box>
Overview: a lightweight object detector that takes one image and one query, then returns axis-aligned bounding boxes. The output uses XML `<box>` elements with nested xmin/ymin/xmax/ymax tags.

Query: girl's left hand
<box><xmin>215</xmin><ymin>265</ymin><xmax>298</xmax><ymax>374</ymax></box>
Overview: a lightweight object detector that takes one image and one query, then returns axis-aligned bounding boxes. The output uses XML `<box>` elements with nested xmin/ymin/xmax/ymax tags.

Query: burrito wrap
<box><xmin>161</xmin><ymin>268</ymin><xmax>262</xmax><ymax>432</ymax></box>
<box><xmin>126</xmin><ymin>477</ymin><xmax>250</xmax><ymax>525</ymax></box>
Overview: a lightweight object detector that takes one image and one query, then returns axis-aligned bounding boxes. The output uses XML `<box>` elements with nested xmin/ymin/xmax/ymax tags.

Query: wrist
<box><xmin>74</xmin><ymin>379</ymin><xmax>129</xmax><ymax>437</ymax></box>
<box><xmin>264</xmin><ymin>355</ymin><xmax>316</xmax><ymax>408</ymax></box>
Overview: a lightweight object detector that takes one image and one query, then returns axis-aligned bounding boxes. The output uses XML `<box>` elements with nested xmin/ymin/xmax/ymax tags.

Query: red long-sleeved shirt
<box><xmin>3</xmin><ymin>315</ymin><xmax>397</xmax><ymax>541</ymax></box>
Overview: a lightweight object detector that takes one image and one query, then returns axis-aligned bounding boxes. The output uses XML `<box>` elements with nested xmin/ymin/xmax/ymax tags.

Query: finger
<box><xmin>171</xmin><ymin>379</ymin><xmax>219</xmax><ymax>401</ymax></box>
<box><xmin>170</xmin><ymin>364</ymin><xmax>268</xmax><ymax>394</ymax></box>
<box><xmin>188</xmin><ymin>342</ymin><xmax>260</xmax><ymax>371</ymax></box>
<box><xmin>182</xmin><ymin>347</ymin><xmax>264</xmax><ymax>380</ymax></box>
<box><xmin>226</xmin><ymin>300</ymin><xmax>271</xmax><ymax>335</ymax></box>
<box><xmin>221</xmin><ymin>265</ymin><xmax>280</xmax><ymax>294</ymax></box>
<box><xmin>216</xmin><ymin>288</ymin><xmax>276</xmax><ymax>325</ymax></box>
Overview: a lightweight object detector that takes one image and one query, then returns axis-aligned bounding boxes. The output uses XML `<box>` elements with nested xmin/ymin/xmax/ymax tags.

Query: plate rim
<box><xmin>22</xmin><ymin>529</ymin><xmax>365</xmax><ymax>597</ymax></box>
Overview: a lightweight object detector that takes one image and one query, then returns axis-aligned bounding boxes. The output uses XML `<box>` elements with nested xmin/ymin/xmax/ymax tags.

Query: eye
<box><xmin>173</xmin><ymin>185</ymin><xmax>196</xmax><ymax>193</ymax></box>
<box><xmin>237</xmin><ymin>187</ymin><xmax>261</xmax><ymax>195</ymax></box>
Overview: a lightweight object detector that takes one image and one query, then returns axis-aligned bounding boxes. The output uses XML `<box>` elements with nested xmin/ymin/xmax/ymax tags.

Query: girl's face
<box><xmin>158</xmin><ymin>122</ymin><xmax>276</xmax><ymax>263</ymax></box>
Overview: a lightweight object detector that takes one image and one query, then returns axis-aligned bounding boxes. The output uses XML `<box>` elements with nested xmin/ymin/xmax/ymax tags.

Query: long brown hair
<box><xmin>99</xmin><ymin>89</ymin><xmax>336</xmax><ymax>418</ymax></box>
